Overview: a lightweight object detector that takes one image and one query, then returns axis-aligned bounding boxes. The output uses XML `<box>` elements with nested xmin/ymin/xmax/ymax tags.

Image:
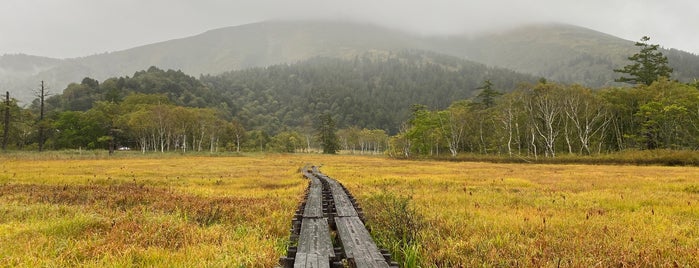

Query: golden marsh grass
<box><xmin>1</xmin><ymin>153</ymin><xmax>698</xmax><ymax>266</ymax></box>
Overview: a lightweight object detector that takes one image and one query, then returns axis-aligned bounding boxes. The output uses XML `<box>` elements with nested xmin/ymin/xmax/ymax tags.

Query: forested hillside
<box><xmin>1</xmin><ymin>50</ymin><xmax>536</xmax><ymax>151</ymax></box>
<box><xmin>203</xmin><ymin>51</ymin><xmax>537</xmax><ymax>133</ymax></box>
<box><xmin>3</xmin><ymin>48</ymin><xmax>699</xmax><ymax>158</ymax></box>
<box><xmin>4</xmin><ymin>21</ymin><xmax>699</xmax><ymax>104</ymax></box>
<box><xmin>42</xmin><ymin>50</ymin><xmax>536</xmax><ymax>134</ymax></box>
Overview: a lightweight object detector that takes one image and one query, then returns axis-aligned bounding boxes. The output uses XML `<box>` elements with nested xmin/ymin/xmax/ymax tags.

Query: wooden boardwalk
<box><xmin>335</xmin><ymin>217</ymin><xmax>390</xmax><ymax>268</ymax></box>
<box><xmin>281</xmin><ymin>166</ymin><xmax>397</xmax><ymax>268</ymax></box>
<box><xmin>295</xmin><ymin>218</ymin><xmax>334</xmax><ymax>268</ymax></box>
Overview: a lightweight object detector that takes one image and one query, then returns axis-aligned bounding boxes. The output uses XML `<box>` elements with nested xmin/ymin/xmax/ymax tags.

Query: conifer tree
<box><xmin>614</xmin><ymin>36</ymin><xmax>673</xmax><ymax>86</ymax></box>
<box><xmin>316</xmin><ymin>113</ymin><xmax>339</xmax><ymax>154</ymax></box>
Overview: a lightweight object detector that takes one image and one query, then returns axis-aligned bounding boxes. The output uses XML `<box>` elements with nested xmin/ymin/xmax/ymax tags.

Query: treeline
<box><xmin>3</xmin><ymin>47</ymin><xmax>698</xmax><ymax>157</ymax></box>
<box><xmin>4</xmin><ymin>86</ymin><xmax>381</xmax><ymax>154</ymax></box>
<box><xmin>389</xmin><ymin>78</ymin><xmax>699</xmax><ymax>158</ymax></box>
<box><xmin>3</xmin><ymin>50</ymin><xmax>538</xmax><ymax>152</ymax></box>
<box><xmin>1</xmin><ymin>67</ymin><xmax>235</xmax><ymax>152</ymax></box>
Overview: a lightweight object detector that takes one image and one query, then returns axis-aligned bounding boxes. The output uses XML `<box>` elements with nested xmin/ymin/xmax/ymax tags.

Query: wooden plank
<box><xmin>335</xmin><ymin>217</ymin><xmax>389</xmax><ymax>268</ymax></box>
<box><xmin>294</xmin><ymin>253</ymin><xmax>307</xmax><ymax>268</ymax></box>
<box><xmin>327</xmin><ymin>179</ymin><xmax>358</xmax><ymax>217</ymax></box>
<box><xmin>303</xmin><ymin>180</ymin><xmax>324</xmax><ymax>218</ymax></box>
<box><xmin>294</xmin><ymin>218</ymin><xmax>334</xmax><ymax>268</ymax></box>
<box><xmin>294</xmin><ymin>252</ymin><xmax>329</xmax><ymax>268</ymax></box>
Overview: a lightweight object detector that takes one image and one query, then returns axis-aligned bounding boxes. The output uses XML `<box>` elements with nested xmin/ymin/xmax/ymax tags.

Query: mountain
<box><xmin>3</xmin><ymin>21</ymin><xmax>431</xmax><ymax>103</ymax></box>
<box><xmin>437</xmin><ymin>24</ymin><xmax>636</xmax><ymax>86</ymax></box>
<box><xmin>0</xmin><ymin>54</ymin><xmax>64</xmax><ymax>101</ymax></box>
<box><xmin>203</xmin><ymin>51</ymin><xmax>538</xmax><ymax>133</ymax></box>
<box><xmin>439</xmin><ymin>23</ymin><xmax>699</xmax><ymax>87</ymax></box>
<box><xmin>47</xmin><ymin>51</ymin><xmax>538</xmax><ymax>134</ymax></box>
<box><xmin>3</xmin><ymin>20</ymin><xmax>699</xmax><ymax>103</ymax></box>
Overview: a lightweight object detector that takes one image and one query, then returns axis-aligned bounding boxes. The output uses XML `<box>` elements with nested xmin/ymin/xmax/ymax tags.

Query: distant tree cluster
<box><xmin>391</xmin><ymin>78</ymin><xmax>699</xmax><ymax>158</ymax></box>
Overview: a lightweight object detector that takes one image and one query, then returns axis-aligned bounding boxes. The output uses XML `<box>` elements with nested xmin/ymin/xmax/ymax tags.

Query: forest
<box><xmin>392</xmin><ymin>78</ymin><xmax>699</xmax><ymax>159</ymax></box>
<box><xmin>1</xmin><ymin>48</ymin><xmax>698</xmax><ymax>158</ymax></box>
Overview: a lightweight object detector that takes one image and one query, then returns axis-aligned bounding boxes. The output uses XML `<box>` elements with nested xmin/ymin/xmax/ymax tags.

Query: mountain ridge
<box><xmin>3</xmin><ymin>20</ymin><xmax>699</xmax><ymax>103</ymax></box>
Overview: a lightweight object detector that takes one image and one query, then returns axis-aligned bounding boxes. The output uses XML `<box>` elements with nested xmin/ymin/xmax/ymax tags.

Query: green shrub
<box><xmin>363</xmin><ymin>192</ymin><xmax>425</xmax><ymax>266</ymax></box>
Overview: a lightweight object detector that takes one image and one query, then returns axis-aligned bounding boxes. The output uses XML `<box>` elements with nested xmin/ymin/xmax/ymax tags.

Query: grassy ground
<box><xmin>0</xmin><ymin>154</ymin><xmax>308</xmax><ymax>267</ymax></box>
<box><xmin>323</xmin><ymin>158</ymin><xmax>699</xmax><ymax>267</ymax></box>
<box><xmin>2</xmin><ymin>152</ymin><xmax>698</xmax><ymax>266</ymax></box>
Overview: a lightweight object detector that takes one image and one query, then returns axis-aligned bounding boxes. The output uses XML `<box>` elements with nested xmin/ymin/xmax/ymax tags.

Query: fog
<box><xmin>1</xmin><ymin>0</ymin><xmax>698</xmax><ymax>58</ymax></box>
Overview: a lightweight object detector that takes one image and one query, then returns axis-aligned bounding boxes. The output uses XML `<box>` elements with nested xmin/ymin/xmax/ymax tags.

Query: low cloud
<box><xmin>1</xmin><ymin>0</ymin><xmax>697</xmax><ymax>58</ymax></box>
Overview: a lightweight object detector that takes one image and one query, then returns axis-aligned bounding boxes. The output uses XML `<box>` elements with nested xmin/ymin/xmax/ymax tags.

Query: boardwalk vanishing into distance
<box><xmin>280</xmin><ymin>166</ymin><xmax>397</xmax><ymax>268</ymax></box>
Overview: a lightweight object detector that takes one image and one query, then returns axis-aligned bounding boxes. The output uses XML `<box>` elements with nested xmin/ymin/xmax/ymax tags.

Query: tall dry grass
<box><xmin>2</xmin><ymin>153</ymin><xmax>698</xmax><ymax>266</ymax></box>
<box><xmin>0</xmin><ymin>154</ymin><xmax>308</xmax><ymax>267</ymax></box>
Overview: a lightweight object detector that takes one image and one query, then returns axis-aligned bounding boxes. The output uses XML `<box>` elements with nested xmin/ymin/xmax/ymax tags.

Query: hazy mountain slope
<box><xmin>0</xmin><ymin>54</ymin><xmax>64</xmax><ymax>101</ymax></box>
<box><xmin>441</xmin><ymin>24</ymin><xmax>699</xmax><ymax>87</ymax></box>
<box><xmin>4</xmin><ymin>21</ymin><xmax>699</xmax><ymax>104</ymax></box>
<box><xmin>74</xmin><ymin>21</ymin><xmax>428</xmax><ymax>75</ymax></box>
<box><xmin>5</xmin><ymin>21</ymin><xmax>430</xmax><ymax>103</ymax></box>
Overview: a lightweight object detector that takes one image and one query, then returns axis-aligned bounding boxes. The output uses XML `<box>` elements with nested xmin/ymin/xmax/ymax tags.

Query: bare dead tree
<box><xmin>35</xmin><ymin>81</ymin><xmax>51</xmax><ymax>152</ymax></box>
<box><xmin>2</xmin><ymin>91</ymin><xmax>10</xmax><ymax>150</ymax></box>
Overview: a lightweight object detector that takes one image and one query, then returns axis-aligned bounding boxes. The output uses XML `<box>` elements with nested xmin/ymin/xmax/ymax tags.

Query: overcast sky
<box><xmin>1</xmin><ymin>0</ymin><xmax>698</xmax><ymax>59</ymax></box>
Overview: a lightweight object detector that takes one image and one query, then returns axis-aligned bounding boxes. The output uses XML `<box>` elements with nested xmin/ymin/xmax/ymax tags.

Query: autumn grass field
<box><xmin>0</xmin><ymin>153</ymin><xmax>308</xmax><ymax>267</ymax></box>
<box><xmin>1</xmin><ymin>152</ymin><xmax>699</xmax><ymax>267</ymax></box>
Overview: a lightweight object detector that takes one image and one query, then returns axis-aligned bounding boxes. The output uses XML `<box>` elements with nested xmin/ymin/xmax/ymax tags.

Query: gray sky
<box><xmin>1</xmin><ymin>0</ymin><xmax>698</xmax><ymax>58</ymax></box>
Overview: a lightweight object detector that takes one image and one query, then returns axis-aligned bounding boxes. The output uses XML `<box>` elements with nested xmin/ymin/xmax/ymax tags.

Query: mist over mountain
<box><xmin>3</xmin><ymin>20</ymin><xmax>699</xmax><ymax>103</ymax></box>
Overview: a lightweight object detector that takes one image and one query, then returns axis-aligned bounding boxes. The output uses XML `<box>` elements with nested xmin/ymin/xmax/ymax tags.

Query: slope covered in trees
<box><xmin>3</xmin><ymin>51</ymin><xmax>536</xmax><ymax>152</ymax></box>
<box><xmin>3</xmin><ymin>48</ymin><xmax>699</xmax><ymax>158</ymax></box>
<box><xmin>4</xmin><ymin>21</ymin><xmax>699</xmax><ymax>104</ymax></box>
<box><xmin>202</xmin><ymin>51</ymin><xmax>537</xmax><ymax>134</ymax></box>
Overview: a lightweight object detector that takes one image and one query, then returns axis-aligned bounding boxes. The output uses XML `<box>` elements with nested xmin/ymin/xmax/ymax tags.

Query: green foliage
<box><xmin>615</xmin><ymin>36</ymin><xmax>673</xmax><ymax>86</ymax></box>
<box><xmin>475</xmin><ymin>80</ymin><xmax>502</xmax><ymax>108</ymax></box>
<box><xmin>268</xmin><ymin>130</ymin><xmax>304</xmax><ymax>153</ymax></box>
<box><xmin>315</xmin><ymin>113</ymin><xmax>339</xmax><ymax>154</ymax></box>
<box><xmin>406</xmin><ymin>104</ymin><xmax>442</xmax><ymax>156</ymax></box>
<box><xmin>364</xmin><ymin>192</ymin><xmax>426</xmax><ymax>266</ymax></box>
<box><xmin>53</xmin><ymin>111</ymin><xmax>100</xmax><ymax>149</ymax></box>
<box><xmin>47</xmin><ymin>66</ymin><xmax>226</xmax><ymax>113</ymax></box>
<box><xmin>336</xmin><ymin>127</ymin><xmax>388</xmax><ymax>154</ymax></box>
<box><xmin>397</xmin><ymin>79</ymin><xmax>699</xmax><ymax>159</ymax></box>
<box><xmin>204</xmin><ymin>51</ymin><xmax>537</xmax><ymax>134</ymax></box>
<box><xmin>5</xmin><ymin>48</ymin><xmax>699</xmax><ymax>156</ymax></box>
<box><xmin>1</xmin><ymin>95</ymin><xmax>33</xmax><ymax>150</ymax></box>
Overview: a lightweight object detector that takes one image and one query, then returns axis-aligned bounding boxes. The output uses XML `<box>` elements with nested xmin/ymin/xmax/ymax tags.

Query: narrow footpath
<box><xmin>280</xmin><ymin>166</ymin><xmax>398</xmax><ymax>268</ymax></box>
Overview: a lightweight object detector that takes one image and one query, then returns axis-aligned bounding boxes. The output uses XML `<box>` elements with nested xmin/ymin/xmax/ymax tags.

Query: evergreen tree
<box><xmin>316</xmin><ymin>113</ymin><xmax>339</xmax><ymax>154</ymax></box>
<box><xmin>614</xmin><ymin>36</ymin><xmax>673</xmax><ymax>86</ymax></box>
<box><xmin>476</xmin><ymin>80</ymin><xmax>502</xmax><ymax>108</ymax></box>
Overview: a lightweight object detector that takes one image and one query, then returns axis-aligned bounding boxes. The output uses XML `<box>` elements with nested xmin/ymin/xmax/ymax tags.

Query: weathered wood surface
<box><xmin>284</xmin><ymin>166</ymin><xmax>396</xmax><ymax>268</ymax></box>
<box><xmin>335</xmin><ymin>216</ymin><xmax>390</xmax><ymax>268</ymax></box>
<box><xmin>326</xmin><ymin>178</ymin><xmax>358</xmax><ymax>217</ymax></box>
<box><xmin>294</xmin><ymin>218</ymin><xmax>334</xmax><ymax>268</ymax></box>
<box><xmin>303</xmin><ymin>176</ymin><xmax>324</xmax><ymax>218</ymax></box>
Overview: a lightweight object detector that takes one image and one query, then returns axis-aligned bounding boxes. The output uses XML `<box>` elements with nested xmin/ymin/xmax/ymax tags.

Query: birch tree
<box><xmin>563</xmin><ymin>85</ymin><xmax>611</xmax><ymax>154</ymax></box>
<box><xmin>524</xmin><ymin>83</ymin><xmax>564</xmax><ymax>157</ymax></box>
